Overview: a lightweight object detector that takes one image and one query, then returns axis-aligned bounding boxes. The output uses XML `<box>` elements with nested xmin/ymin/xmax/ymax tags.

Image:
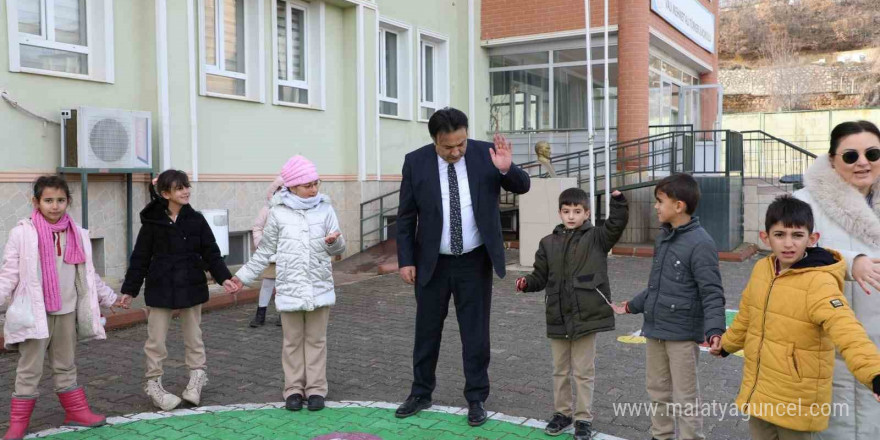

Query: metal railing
<box><xmin>358</xmin><ymin>127</ymin><xmax>812</xmax><ymax>251</ymax></box>
<box><xmin>741</xmin><ymin>131</ymin><xmax>817</xmax><ymax>189</ymax></box>
<box><xmin>359</xmin><ymin>189</ymin><xmax>400</xmax><ymax>252</ymax></box>
<box><xmin>500</xmin><ymin>126</ymin><xmax>740</xmax><ymax>207</ymax></box>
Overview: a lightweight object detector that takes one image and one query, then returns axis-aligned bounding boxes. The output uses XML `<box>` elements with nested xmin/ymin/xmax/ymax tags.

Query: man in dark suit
<box><xmin>394</xmin><ymin>107</ymin><xmax>531</xmax><ymax>426</ymax></box>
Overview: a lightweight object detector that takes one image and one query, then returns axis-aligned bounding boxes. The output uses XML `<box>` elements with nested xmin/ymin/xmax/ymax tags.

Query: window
<box><xmin>378</xmin><ymin>18</ymin><xmax>411</xmax><ymax>118</ymax></box>
<box><xmin>6</xmin><ymin>0</ymin><xmax>114</xmax><ymax>82</ymax></box>
<box><xmin>273</xmin><ymin>0</ymin><xmax>324</xmax><ymax>108</ymax></box>
<box><xmin>199</xmin><ymin>0</ymin><xmax>264</xmax><ymax>101</ymax></box>
<box><xmin>489</xmin><ymin>44</ymin><xmax>618</xmax><ymax>131</ymax></box>
<box><xmin>379</xmin><ymin>29</ymin><xmax>398</xmax><ymax>115</ymax></box>
<box><xmin>418</xmin><ymin>31</ymin><xmax>449</xmax><ymax>121</ymax></box>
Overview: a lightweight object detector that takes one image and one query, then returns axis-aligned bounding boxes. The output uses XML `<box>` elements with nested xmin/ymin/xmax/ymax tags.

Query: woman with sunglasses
<box><xmin>794</xmin><ymin>120</ymin><xmax>880</xmax><ymax>439</ymax></box>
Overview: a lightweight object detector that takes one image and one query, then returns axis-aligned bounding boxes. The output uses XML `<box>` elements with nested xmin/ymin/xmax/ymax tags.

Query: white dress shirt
<box><xmin>438</xmin><ymin>155</ymin><xmax>483</xmax><ymax>255</ymax></box>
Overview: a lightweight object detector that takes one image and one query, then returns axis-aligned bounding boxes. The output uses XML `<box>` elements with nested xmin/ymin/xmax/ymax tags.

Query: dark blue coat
<box><xmin>396</xmin><ymin>139</ymin><xmax>530</xmax><ymax>286</ymax></box>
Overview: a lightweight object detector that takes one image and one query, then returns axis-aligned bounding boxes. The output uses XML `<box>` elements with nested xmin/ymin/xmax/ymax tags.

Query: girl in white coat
<box><xmin>794</xmin><ymin>120</ymin><xmax>880</xmax><ymax>439</ymax></box>
<box><xmin>232</xmin><ymin>155</ymin><xmax>345</xmax><ymax>413</ymax></box>
<box><xmin>0</xmin><ymin>176</ymin><xmax>121</xmax><ymax>440</ymax></box>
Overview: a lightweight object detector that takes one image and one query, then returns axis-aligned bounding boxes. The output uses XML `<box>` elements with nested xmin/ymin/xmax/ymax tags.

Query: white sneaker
<box><xmin>145</xmin><ymin>377</ymin><xmax>182</xmax><ymax>411</ymax></box>
<box><xmin>181</xmin><ymin>369</ymin><xmax>208</xmax><ymax>406</ymax></box>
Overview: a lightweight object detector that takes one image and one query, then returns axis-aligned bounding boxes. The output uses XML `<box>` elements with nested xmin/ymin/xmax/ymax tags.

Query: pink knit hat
<box><xmin>280</xmin><ymin>155</ymin><xmax>319</xmax><ymax>188</ymax></box>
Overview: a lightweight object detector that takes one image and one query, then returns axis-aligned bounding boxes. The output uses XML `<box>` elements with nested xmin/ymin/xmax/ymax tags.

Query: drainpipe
<box><xmin>468</xmin><ymin>0</ymin><xmax>476</xmax><ymax>124</ymax></box>
<box><xmin>356</xmin><ymin>5</ymin><xmax>367</xmax><ymax>181</ymax></box>
<box><xmin>156</xmin><ymin>0</ymin><xmax>171</xmax><ymax>170</ymax></box>
<box><xmin>187</xmin><ymin>0</ymin><xmax>199</xmax><ymax>181</ymax></box>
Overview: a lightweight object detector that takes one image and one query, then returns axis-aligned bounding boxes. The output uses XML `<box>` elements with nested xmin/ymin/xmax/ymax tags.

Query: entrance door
<box><xmin>680</xmin><ymin>84</ymin><xmax>723</xmax><ymax>172</ymax></box>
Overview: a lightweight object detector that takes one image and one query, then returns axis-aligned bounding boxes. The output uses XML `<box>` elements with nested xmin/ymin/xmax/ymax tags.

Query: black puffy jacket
<box><xmin>121</xmin><ymin>199</ymin><xmax>232</xmax><ymax>309</ymax></box>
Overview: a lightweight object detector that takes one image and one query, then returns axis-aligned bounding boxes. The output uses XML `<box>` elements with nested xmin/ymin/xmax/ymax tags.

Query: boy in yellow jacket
<box><xmin>709</xmin><ymin>195</ymin><xmax>880</xmax><ymax>438</ymax></box>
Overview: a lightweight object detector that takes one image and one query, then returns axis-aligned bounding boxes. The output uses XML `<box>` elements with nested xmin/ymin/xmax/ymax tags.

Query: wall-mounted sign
<box><xmin>651</xmin><ymin>0</ymin><xmax>715</xmax><ymax>53</ymax></box>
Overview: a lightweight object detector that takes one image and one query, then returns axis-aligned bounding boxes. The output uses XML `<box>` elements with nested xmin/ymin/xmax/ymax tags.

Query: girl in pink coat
<box><xmin>249</xmin><ymin>176</ymin><xmax>284</xmax><ymax>328</ymax></box>
<box><xmin>0</xmin><ymin>176</ymin><xmax>121</xmax><ymax>440</ymax></box>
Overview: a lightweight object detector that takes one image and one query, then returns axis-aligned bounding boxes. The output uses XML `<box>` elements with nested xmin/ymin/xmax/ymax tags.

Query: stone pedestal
<box><xmin>519</xmin><ymin>177</ymin><xmax>578</xmax><ymax>267</ymax></box>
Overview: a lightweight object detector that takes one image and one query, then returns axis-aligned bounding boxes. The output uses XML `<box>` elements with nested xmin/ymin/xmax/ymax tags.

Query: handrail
<box><xmin>358</xmin><ymin>127</ymin><xmax>815</xmax><ymax>252</ymax></box>
<box><xmin>359</xmin><ymin>189</ymin><xmax>401</xmax><ymax>252</ymax></box>
<box><xmin>740</xmin><ymin>130</ymin><xmax>817</xmax><ymax>158</ymax></box>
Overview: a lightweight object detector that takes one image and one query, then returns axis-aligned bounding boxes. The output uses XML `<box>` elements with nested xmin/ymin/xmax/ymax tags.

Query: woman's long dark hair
<box><xmin>829</xmin><ymin>120</ymin><xmax>880</xmax><ymax>155</ymax></box>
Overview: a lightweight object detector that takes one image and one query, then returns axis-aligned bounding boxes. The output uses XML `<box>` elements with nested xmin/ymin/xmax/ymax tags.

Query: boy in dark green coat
<box><xmin>516</xmin><ymin>187</ymin><xmax>628</xmax><ymax>439</ymax></box>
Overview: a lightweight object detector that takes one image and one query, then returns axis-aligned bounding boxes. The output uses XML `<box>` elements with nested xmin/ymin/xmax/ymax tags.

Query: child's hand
<box><xmin>611</xmin><ymin>190</ymin><xmax>622</xmax><ymax>197</ymax></box>
<box><xmin>708</xmin><ymin>335</ymin><xmax>723</xmax><ymax>357</ymax></box>
<box><xmin>325</xmin><ymin>231</ymin><xmax>341</xmax><ymax>244</ymax></box>
<box><xmin>515</xmin><ymin>277</ymin><xmax>527</xmax><ymax>292</ymax></box>
<box><xmin>114</xmin><ymin>294</ymin><xmax>133</xmax><ymax>309</ymax></box>
<box><xmin>224</xmin><ymin>278</ymin><xmax>241</xmax><ymax>294</ymax></box>
<box><xmin>610</xmin><ymin>301</ymin><xmax>628</xmax><ymax>315</ymax></box>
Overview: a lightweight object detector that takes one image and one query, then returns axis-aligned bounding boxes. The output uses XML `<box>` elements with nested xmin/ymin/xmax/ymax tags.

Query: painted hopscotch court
<box><xmin>22</xmin><ymin>401</ymin><xmax>628</xmax><ymax>440</ymax></box>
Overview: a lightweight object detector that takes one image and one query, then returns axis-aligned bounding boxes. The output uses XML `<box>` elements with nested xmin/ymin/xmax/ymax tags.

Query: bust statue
<box><xmin>534</xmin><ymin>141</ymin><xmax>557</xmax><ymax>177</ymax></box>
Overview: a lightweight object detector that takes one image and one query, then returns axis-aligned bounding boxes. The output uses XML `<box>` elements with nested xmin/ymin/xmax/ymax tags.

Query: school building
<box><xmin>0</xmin><ymin>0</ymin><xmax>735</xmax><ymax>280</ymax></box>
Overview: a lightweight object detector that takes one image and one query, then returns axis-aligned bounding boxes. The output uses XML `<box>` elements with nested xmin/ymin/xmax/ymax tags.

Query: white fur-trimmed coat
<box><xmin>794</xmin><ymin>154</ymin><xmax>880</xmax><ymax>439</ymax></box>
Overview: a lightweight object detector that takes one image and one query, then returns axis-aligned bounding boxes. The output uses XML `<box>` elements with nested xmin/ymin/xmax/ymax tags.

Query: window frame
<box><xmin>198</xmin><ymin>0</ymin><xmax>265</xmax><ymax>102</ymax></box>
<box><xmin>417</xmin><ymin>29</ymin><xmax>449</xmax><ymax>123</ymax></box>
<box><xmin>378</xmin><ymin>27</ymin><xmax>400</xmax><ymax>116</ymax></box>
<box><xmin>378</xmin><ymin>17</ymin><xmax>412</xmax><ymax>120</ymax></box>
<box><xmin>271</xmin><ymin>0</ymin><xmax>325</xmax><ymax>109</ymax></box>
<box><xmin>279</xmin><ymin>1</ymin><xmax>308</xmax><ymax>91</ymax></box>
<box><xmin>6</xmin><ymin>0</ymin><xmax>115</xmax><ymax>83</ymax></box>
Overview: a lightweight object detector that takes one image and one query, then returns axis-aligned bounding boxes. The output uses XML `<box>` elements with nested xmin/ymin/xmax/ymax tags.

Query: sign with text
<box><xmin>651</xmin><ymin>0</ymin><xmax>716</xmax><ymax>53</ymax></box>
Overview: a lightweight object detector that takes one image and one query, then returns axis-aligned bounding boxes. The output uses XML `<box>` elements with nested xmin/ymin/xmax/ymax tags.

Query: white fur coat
<box><xmin>794</xmin><ymin>154</ymin><xmax>880</xmax><ymax>440</ymax></box>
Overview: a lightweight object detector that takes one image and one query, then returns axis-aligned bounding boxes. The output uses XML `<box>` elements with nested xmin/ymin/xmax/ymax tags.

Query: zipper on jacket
<box><xmin>650</xmin><ymin>244</ymin><xmax>670</xmax><ymax>317</ymax></box>
<box><xmin>745</xmin><ymin>277</ymin><xmax>776</xmax><ymax>407</ymax></box>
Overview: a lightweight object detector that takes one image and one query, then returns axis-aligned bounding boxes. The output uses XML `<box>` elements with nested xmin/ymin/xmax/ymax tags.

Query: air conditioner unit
<box><xmin>61</xmin><ymin>106</ymin><xmax>152</xmax><ymax>169</ymax></box>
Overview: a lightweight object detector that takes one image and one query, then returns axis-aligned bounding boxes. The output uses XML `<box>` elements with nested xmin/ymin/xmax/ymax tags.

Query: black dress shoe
<box><xmin>307</xmin><ymin>395</ymin><xmax>325</xmax><ymax>411</ymax></box>
<box><xmin>467</xmin><ymin>401</ymin><xmax>488</xmax><ymax>427</ymax></box>
<box><xmin>573</xmin><ymin>420</ymin><xmax>593</xmax><ymax>440</ymax></box>
<box><xmin>285</xmin><ymin>394</ymin><xmax>303</xmax><ymax>411</ymax></box>
<box><xmin>395</xmin><ymin>396</ymin><xmax>432</xmax><ymax>418</ymax></box>
<box><xmin>544</xmin><ymin>412</ymin><xmax>573</xmax><ymax>435</ymax></box>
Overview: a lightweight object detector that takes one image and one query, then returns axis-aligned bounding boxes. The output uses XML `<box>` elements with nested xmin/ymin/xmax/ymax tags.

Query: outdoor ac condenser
<box><xmin>60</xmin><ymin>106</ymin><xmax>152</xmax><ymax>169</ymax></box>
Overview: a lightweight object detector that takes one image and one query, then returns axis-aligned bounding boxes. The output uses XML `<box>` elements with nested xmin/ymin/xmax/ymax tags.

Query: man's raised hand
<box><xmin>490</xmin><ymin>133</ymin><xmax>513</xmax><ymax>174</ymax></box>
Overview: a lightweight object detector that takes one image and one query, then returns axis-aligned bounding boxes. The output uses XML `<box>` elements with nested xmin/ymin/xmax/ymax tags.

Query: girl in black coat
<box><xmin>119</xmin><ymin>170</ymin><xmax>237</xmax><ymax>411</ymax></box>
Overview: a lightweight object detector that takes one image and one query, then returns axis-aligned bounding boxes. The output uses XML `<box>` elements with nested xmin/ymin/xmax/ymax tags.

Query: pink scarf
<box><xmin>32</xmin><ymin>209</ymin><xmax>86</xmax><ymax>313</ymax></box>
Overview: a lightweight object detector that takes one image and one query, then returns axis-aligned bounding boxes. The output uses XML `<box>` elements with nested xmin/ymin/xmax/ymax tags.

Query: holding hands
<box><xmin>114</xmin><ymin>294</ymin><xmax>134</xmax><ymax>309</ymax></box>
<box><xmin>708</xmin><ymin>335</ymin><xmax>723</xmax><ymax>357</ymax></box>
<box><xmin>610</xmin><ymin>301</ymin><xmax>628</xmax><ymax>315</ymax></box>
<box><xmin>224</xmin><ymin>277</ymin><xmax>244</xmax><ymax>294</ymax></box>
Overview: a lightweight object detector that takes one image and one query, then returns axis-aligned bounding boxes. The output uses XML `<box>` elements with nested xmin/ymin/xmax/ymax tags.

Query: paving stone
<box><xmin>1</xmin><ymin>252</ymin><xmax>757</xmax><ymax>439</ymax></box>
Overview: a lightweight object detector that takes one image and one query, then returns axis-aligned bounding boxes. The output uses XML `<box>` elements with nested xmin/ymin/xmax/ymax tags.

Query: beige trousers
<box><xmin>144</xmin><ymin>305</ymin><xmax>205</xmax><ymax>379</ymax></box>
<box><xmin>14</xmin><ymin>313</ymin><xmax>78</xmax><ymax>397</ymax></box>
<box><xmin>749</xmin><ymin>416</ymin><xmax>814</xmax><ymax>440</ymax></box>
<box><xmin>550</xmin><ymin>333</ymin><xmax>597</xmax><ymax>422</ymax></box>
<box><xmin>280</xmin><ymin>307</ymin><xmax>330</xmax><ymax>399</ymax></box>
<box><xmin>646</xmin><ymin>338</ymin><xmax>704</xmax><ymax>440</ymax></box>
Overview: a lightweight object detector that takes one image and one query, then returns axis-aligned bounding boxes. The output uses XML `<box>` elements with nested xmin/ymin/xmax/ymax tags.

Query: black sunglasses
<box><xmin>841</xmin><ymin>148</ymin><xmax>880</xmax><ymax>164</ymax></box>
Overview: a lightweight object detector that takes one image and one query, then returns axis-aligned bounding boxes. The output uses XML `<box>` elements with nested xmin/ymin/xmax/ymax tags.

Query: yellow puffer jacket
<box><xmin>721</xmin><ymin>248</ymin><xmax>880</xmax><ymax>432</ymax></box>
